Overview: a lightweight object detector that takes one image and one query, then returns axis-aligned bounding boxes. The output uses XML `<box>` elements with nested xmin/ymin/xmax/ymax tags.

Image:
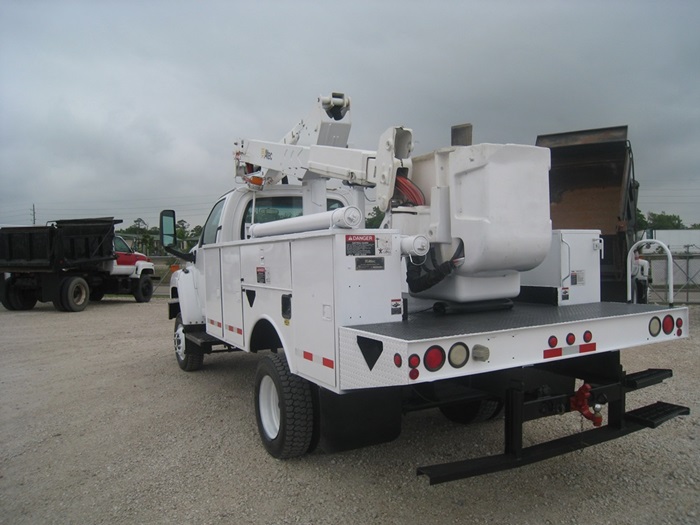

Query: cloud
<box><xmin>1</xmin><ymin>1</ymin><xmax>699</xmax><ymax>228</ymax></box>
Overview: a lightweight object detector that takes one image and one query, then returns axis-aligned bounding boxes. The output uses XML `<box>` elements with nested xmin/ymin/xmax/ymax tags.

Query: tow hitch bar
<box><xmin>571</xmin><ymin>383</ymin><xmax>603</xmax><ymax>427</ymax></box>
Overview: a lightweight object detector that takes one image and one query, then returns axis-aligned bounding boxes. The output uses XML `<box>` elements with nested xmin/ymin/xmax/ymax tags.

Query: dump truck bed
<box><xmin>0</xmin><ymin>218</ymin><xmax>118</xmax><ymax>272</ymax></box>
<box><xmin>536</xmin><ymin>126</ymin><xmax>638</xmax><ymax>301</ymax></box>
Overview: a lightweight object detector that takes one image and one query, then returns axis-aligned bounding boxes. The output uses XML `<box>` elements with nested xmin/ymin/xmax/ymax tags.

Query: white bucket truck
<box><xmin>160</xmin><ymin>93</ymin><xmax>689</xmax><ymax>484</ymax></box>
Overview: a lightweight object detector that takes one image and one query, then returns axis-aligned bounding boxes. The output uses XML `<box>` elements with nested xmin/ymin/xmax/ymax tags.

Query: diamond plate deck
<box><xmin>348</xmin><ymin>301</ymin><xmax>678</xmax><ymax>342</ymax></box>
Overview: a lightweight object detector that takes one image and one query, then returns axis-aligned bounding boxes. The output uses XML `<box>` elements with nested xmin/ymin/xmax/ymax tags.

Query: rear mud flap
<box><xmin>317</xmin><ymin>387</ymin><xmax>402</xmax><ymax>453</ymax></box>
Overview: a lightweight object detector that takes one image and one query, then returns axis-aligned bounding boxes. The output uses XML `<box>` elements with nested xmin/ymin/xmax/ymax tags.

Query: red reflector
<box><xmin>662</xmin><ymin>315</ymin><xmax>674</xmax><ymax>335</ymax></box>
<box><xmin>580</xmin><ymin>343</ymin><xmax>597</xmax><ymax>353</ymax></box>
<box><xmin>544</xmin><ymin>348</ymin><xmax>562</xmax><ymax>359</ymax></box>
<box><xmin>394</xmin><ymin>354</ymin><xmax>402</xmax><ymax>367</ymax></box>
<box><xmin>677</xmin><ymin>328</ymin><xmax>682</xmax><ymax>337</ymax></box>
<box><xmin>424</xmin><ymin>346</ymin><xmax>446</xmax><ymax>372</ymax></box>
<box><xmin>408</xmin><ymin>354</ymin><xmax>420</xmax><ymax>369</ymax></box>
<box><xmin>676</xmin><ymin>318</ymin><xmax>683</xmax><ymax>328</ymax></box>
<box><xmin>583</xmin><ymin>330</ymin><xmax>593</xmax><ymax>343</ymax></box>
<box><xmin>409</xmin><ymin>368</ymin><xmax>419</xmax><ymax>380</ymax></box>
<box><xmin>548</xmin><ymin>336</ymin><xmax>558</xmax><ymax>348</ymax></box>
<box><xmin>566</xmin><ymin>333</ymin><xmax>576</xmax><ymax>346</ymax></box>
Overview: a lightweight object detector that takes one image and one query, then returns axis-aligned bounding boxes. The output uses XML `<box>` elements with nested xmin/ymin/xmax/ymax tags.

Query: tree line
<box><xmin>636</xmin><ymin>209</ymin><xmax>700</xmax><ymax>231</ymax></box>
<box><xmin>117</xmin><ymin>218</ymin><xmax>201</xmax><ymax>255</ymax></box>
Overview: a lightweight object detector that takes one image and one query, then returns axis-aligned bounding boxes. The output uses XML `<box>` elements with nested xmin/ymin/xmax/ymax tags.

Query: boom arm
<box><xmin>234</xmin><ymin>93</ymin><xmax>413</xmax><ymax>212</ymax></box>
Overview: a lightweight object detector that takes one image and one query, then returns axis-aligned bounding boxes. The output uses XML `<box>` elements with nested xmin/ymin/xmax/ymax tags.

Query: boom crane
<box><xmin>234</xmin><ymin>93</ymin><xmax>413</xmax><ymax>217</ymax></box>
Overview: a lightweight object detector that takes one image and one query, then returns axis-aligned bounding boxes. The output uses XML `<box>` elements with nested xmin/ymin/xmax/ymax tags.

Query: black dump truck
<box><xmin>0</xmin><ymin>218</ymin><xmax>154</xmax><ymax>312</ymax></box>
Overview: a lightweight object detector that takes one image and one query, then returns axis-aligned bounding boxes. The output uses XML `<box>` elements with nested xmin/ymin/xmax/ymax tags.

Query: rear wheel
<box><xmin>1</xmin><ymin>277</ymin><xmax>17</xmax><ymax>311</ymax></box>
<box><xmin>439</xmin><ymin>398</ymin><xmax>503</xmax><ymax>424</ymax></box>
<box><xmin>254</xmin><ymin>353</ymin><xmax>314</xmax><ymax>459</ymax></box>
<box><xmin>133</xmin><ymin>274</ymin><xmax>153</xmax><ymax>303</ymax></box>
<box><xmin>174</xmin><ymin>314</ymin><xmax>203</xmax><ymax>371</ymax></box>
<box><xmin>52</xmin><ymin>279</ymin><xmax>67</xmax><ymax>311</ymax></box>
<box><xmin>62</xmin><ymin>276</ymin><xmax>89</xmax><ymax>312</ymax></box>
<box><xmin>5</xmin><ymin>281</ymin><xmax>37</xmax><ymax>310</ymax></box>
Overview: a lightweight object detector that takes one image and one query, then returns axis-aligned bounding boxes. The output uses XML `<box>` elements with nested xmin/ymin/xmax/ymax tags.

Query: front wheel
<box><xmin>174</xmin><ymin>314</ymin><xmax>203</xmax><ymax>371</ymax></box>
<box><xmin>254</xmin><ymin>353</ymin><xmax>314</xmax><ymax>459</ymax></box>
<box><xmin>133</xmin><ymin>274</ymin><xmax>153</xmax><ymax>303</ymax></box>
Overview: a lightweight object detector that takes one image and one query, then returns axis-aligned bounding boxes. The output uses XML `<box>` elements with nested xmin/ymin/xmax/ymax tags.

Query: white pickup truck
<box><xmin>159</xmin><ymin>93</ymin><xmax>689</xmax><ymax>483</ymax></box>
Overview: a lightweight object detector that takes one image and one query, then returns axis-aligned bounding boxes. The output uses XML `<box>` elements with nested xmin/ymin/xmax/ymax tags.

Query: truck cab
<box><xmin>163</xmin><ymin>184</ymin><xmax>353</xmax><ymax>329</ymax></box>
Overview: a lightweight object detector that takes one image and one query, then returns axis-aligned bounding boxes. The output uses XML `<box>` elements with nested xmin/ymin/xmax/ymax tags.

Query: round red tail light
<box><xmin>662</xmin><ymin>315</ymin><xmax>674</xmax><ymax>335</ymax></box>
<box><xmin>408</xmin><ymin>354</ymin><xmax>420</xmax><ymax>369</ymax></box>
<box><xmin>548</xmin><ymin>336</ymin><xmax>558</xmax><ymax>348</ymax></box>
<box><xmin>566</xmin><ymin>333</ymin><xmax>576</xmax><ymax>346</ymax></box>
<box><xmin>394</xmin><ymin>353</ymin><xmax>403</xmax><ymax>367</ymax></box>
<box><xmin>676</xmin><ymin>318</ymin><xmax>683</xmax><ymax>328</ymax></box>
<box><xmin>583</xmin><ymin>330</ymin><xmax>593</xmax><ymax>343</ymax></box>
<box><xmin>424</xmin><ymin>346</ymin><xmax>446</xmax><ymax>372</ymax></box>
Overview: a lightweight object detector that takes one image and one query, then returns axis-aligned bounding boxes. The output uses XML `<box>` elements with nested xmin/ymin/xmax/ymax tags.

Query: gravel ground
<box><xmin>1</xmin><ymin>299</ymin><xmax>698</xmax><ymax>525</ymax></box>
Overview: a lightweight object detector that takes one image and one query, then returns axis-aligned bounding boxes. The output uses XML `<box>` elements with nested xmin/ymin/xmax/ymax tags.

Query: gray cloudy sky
<box><xmin>1</xmin><ymin>1</ymin><xmax>699</xmax><ymax>229</ymax></box>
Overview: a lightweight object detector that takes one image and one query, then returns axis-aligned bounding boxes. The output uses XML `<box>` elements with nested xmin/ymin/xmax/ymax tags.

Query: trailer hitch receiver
<box><xmin>570</xmin><ymin>383</ymin><xmax>603</xmax><ymax>427</ymax></box>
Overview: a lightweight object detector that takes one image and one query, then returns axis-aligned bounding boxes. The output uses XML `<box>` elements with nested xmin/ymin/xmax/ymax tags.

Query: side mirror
<box><xmin>159</xmin><ymin>210</ymin><xmax>195</xmax><ymax>262</ymax></box>
<box><xmin>160</xmin><ymin>210</ymin><xmax>177</xmax><ymax>248</ymax></box>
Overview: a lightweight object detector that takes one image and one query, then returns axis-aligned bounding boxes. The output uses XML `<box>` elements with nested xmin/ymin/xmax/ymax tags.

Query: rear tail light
<box><xmin>408</xmin><ymin>354</ymin><xmax>420</xmax><ymax>369</ymax></box>
<box><xmin>566</xmin><ymin>333</ymin><xmax>576</xmax><ymax>346</ymax></box>
<box><xmin>448</xmin><ymin>342</ymin><xmax>469</xmax><ymax>368</ymax></box>
<box><xmin>424</xmin><ymin>346</ymin><xmax>446</xmax><ymax>372</ymax></box>
<box><xmin>583</xmin><ymin>330</ymin><xmax>593</xmax><ymax>343</ymax></box>
<box><xmin>662</xmin><ymin>315</ymin><xmax>675</xmax><ymax>335</ymax></box>
<box><xmin>649</xmin><ymin>317</ymin><xmax>661</xmax><ymax>337</ymax></box>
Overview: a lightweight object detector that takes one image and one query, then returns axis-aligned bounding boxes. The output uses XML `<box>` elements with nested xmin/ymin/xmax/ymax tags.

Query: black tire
<box><xmin>133</xmin><ymin>274</ymin><xmax>153</xmax><ymax>303</ymax></box>
<box><xmin>174</xmin><ymin>314</ymin><xmax>203</xmax><ymax>371</ymax></box>
<box><xmin>52</xmin><ymin>281</ymin><xmax>67</xmax><ymax>311</ymax></box>
<box><xmin>5</xmin><ymin>281</ymin><xmax>37</xmax><ymax>310</ymax></box>
<box><xmin>439</xmin><ymin>398</ymin><xmax>503</xmax><ymax>425</ymax></box>
<box><xmin>1</xmin><ymin>277</ymin><xmax>17</xmax><ymax>311</ymax></box>
<box><xmin>62</xmin><ymin>276</ymin><xmax>89</xmax><ymax>312</ymax></box>
<box><xmin>254</xmin><ymin>353</ymin><xmax>314</xmax><ymax>459</ymax></box>
<box><xmin>90</xmin><ymin>288</ymin><xmax>105</xmax><ymax>302</ymax></box>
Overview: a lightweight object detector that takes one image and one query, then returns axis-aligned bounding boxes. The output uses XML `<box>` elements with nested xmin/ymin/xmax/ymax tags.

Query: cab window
<box><xmin>241</xmin><ymin>197</ymin><xmax>343</xmax><ymax>239</ymax></box>
<box><xmin>114</xmin><ymin>236</ymin><xmax>131</xmax><ymax>253</ymax></box>
<box><xmin>201</xmin><ymin>199</ymin><xmax>226</xmax><ymax>246</ymax></box>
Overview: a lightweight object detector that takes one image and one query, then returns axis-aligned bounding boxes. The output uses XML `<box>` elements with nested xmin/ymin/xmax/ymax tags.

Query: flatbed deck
<box><xmin>351</xmin><ymin>301</ymin><xmax>679</xmax><ymax>342</ymax></box>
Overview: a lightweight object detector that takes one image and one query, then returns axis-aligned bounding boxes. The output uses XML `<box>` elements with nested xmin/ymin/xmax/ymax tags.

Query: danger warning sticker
<box><xmin>346</xmin><ymin>234</ymin><xmax>376</xmax><ymax>256</ymax></box>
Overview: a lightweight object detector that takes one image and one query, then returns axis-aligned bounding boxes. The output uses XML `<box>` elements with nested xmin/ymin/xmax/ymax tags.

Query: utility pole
<box><xmin>31</xmin><ymin>204</ymin><xmax>36</xmax><ymax>225</ymax></box>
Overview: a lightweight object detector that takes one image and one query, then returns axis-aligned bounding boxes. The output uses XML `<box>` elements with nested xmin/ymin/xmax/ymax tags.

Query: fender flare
<box><xmin>174</xmin><ymin>270</ymin><xmax>205</xmax><ymax>326</ymax></box>
<box><xmin>247</xmin><ymin>314</ymin><xmax>296</xmax><ymax>371</ymax></box>
<box><xmin>133</xmin><ymin>260</ymin><xmax>155</xmax><ymax>277</ymax></box>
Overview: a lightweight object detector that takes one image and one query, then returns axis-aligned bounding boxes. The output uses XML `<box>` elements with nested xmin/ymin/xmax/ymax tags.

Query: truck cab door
<box><xmin>197</xmin><ymin>198</ymin><xmax>226</xmax><ymax>338</ymax></box>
